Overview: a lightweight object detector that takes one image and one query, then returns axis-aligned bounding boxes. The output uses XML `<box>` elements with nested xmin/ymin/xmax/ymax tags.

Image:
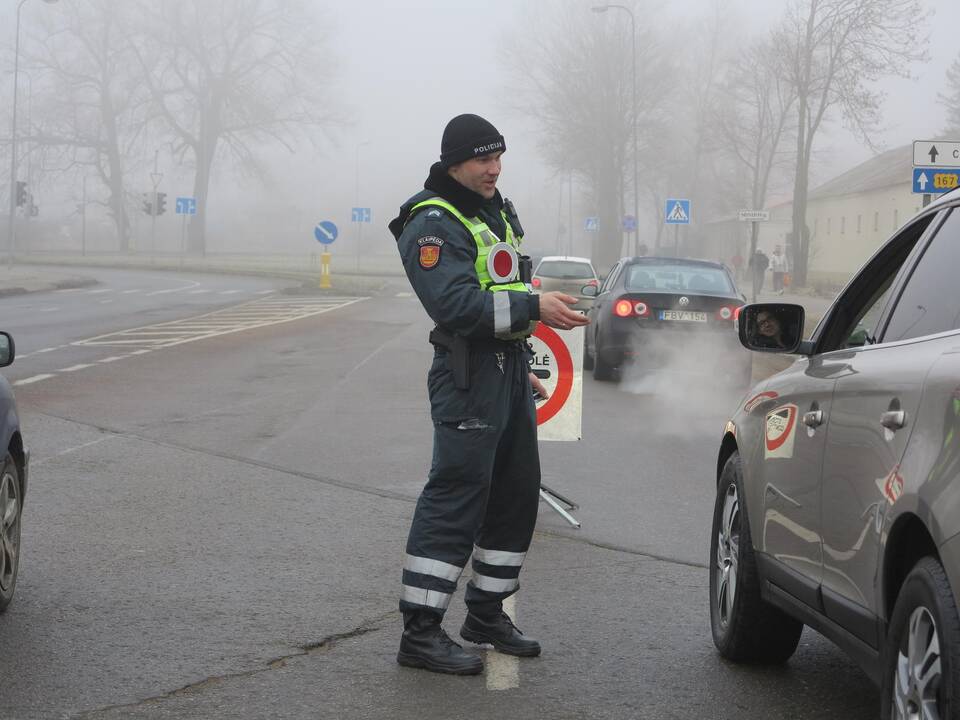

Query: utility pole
<box><xmin>81</xmin><ymin>174</ymin><xmax>87</xmax><ymax>256</ymax></box>
<box><xmin>150</xmin><ymin>150</ymin><xmax>162</xmax><ymax>260</ymax></box>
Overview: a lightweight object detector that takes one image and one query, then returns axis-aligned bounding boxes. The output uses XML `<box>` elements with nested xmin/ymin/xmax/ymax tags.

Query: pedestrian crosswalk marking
<box><xmin>73</xmin><ymin>295</ymin><xmax>368</xmax><ymax>349</ymax></box>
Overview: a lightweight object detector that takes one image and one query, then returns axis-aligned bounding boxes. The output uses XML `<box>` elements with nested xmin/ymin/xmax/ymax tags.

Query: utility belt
<box><xmin>428</xmin><ymin>328</ymin><xmax>527</xmax><ymax>390</ymax></box>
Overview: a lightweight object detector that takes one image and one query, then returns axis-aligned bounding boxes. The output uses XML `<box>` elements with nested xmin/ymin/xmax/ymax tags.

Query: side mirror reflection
<box><xmin>582</xmin><ymin>284</ymin><xmax>598</xmax><ymax>298</ymax></box>
<box><xmin>738</xmin><ymin>304</ymin><xmax>804</xmax><ymax>354</ymax></box>
<box><xmin>0</xmin><ymin>332</ymin><xmax>15</xmax><ymax>367</ymax></box>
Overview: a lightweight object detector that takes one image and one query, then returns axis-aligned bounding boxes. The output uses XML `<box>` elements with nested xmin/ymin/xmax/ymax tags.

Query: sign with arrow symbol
<box><xmin>913</xmin><ymin>167</ymin><xmax>960</xmax><ymax>195</ymax></box>
<box><xmin>913</xmin><ymin>140</ymin><xmax>960</xmax><ymax>168</ymax></box>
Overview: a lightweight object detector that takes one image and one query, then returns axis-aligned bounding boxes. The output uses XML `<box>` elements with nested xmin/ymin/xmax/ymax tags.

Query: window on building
<box><xmin>841</xmin><ymin>216</ymin><xmax>846</xmax><ymax>234</ymax></box>
<box><xmin>874</xmin><ymin>211</ymin><xmax>879</xmax><ymax>232</ymax></box>
<box><xmin>857</xmin><ymin>215</ymin><xmax>862</xmax><ymax>234</ymax></box>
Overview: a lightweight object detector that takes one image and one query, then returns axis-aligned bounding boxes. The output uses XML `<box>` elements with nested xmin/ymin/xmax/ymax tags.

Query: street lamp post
<box><xmin>7</xmin><ymin>0</ymin><xmax>59</xmax><ymax>266</ymax></box>
<box><xmin>592</xmin><ymin>4</ymin><xmax>639</xmax><ymax>255</ymax></box>
<box><xmin>354</xmin><ymin>140</ymin><xmax>369</xmax><ymax>272</ymax></box>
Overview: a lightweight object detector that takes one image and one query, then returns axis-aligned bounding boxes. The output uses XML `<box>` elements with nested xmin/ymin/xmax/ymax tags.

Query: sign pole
<box><xmin>674</xmin><ymin>224</ymin><xmax>679</xmax><ymax>256</ymax></box>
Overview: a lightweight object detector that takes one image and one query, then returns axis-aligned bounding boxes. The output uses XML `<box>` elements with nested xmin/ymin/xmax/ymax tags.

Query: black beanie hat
<box><xmin>439</xmin><ymin>113</ymin><xmax>506</xmax><ymax>168</ymax></box>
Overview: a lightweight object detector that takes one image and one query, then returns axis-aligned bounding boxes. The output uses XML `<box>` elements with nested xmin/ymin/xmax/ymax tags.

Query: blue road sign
<box><xmin>913</xmin><ymin>167</ymin><xmax>960</xmax><ymax>194</ymax></box>
<box><xmin>622</xmin><ymin>215</ymin><xmax>637</xmax><ymax>232</ymax></box>
<box><xmin>314</xmin><ymin>220</ymin><xmax>338</xmax><ymax>245</ymax></box>
<box><xmin>175</xmin><ymin>197</ymin><xmax>197</xmax><ymax>215</ymax></box>
<box><xmin>351</xmin><ymin>207</ymin><xmax>372</xmax><ymax>223</ymax></box>
<box><xmin>665</xmin><ymin>199</ymin><xmax>691</xmax><ymax>225</ymax></box>
<box><xmin>584</xmin><ymin>216</ymin><xmax>599</xmax><ymax>232</ymax></box>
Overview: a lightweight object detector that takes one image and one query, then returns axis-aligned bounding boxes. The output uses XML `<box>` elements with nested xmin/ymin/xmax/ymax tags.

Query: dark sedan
<box><xmin>0</xmin><ymin>332</ymin><xmax>25</xmax><ymax>613</ymax></box>
<box><xmin>583</xmin><ymin>256</ymin><xmax>751</xmax><ymax>384</ymax></box>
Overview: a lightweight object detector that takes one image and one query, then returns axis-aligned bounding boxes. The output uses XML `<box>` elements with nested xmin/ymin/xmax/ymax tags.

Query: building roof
<box><xmin>808</xmin><ymin>144</ymin><xmax>911</xmax><ymax>200</ymax></box>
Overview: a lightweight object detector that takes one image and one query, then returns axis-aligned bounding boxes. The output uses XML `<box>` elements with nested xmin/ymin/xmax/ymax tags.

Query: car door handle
<box><xmin>880</xmin><ymin>410</ymin><xmax>906</xmax><ymax>430</ymax></box>
<box><xmin>802</xmin><ymin>410</ymin><xmax>823</xmax><ymax>428</ymax></box>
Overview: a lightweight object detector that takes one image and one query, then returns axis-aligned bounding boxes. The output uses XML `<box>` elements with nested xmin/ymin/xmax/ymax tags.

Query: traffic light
<box><xmin>15</xmin><ymin>181</ymin><xmax>27</xmax><ymax>208</ymax></box>
<box><xmin>142</xmin><ymin>192</ymin><xmax>153</xmax><ymax>216</ymax></box>
<box><xmin>156</xmin><ymin>192</ymin><xmax>167</xmax><ymax>216</ymax></box>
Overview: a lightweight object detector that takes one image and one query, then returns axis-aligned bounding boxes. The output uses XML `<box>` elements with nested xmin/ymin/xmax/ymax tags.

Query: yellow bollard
<box><xmin>319</xmin><ymin>251</ymin><xmax>332</xmax><ymax>288</ymax></box>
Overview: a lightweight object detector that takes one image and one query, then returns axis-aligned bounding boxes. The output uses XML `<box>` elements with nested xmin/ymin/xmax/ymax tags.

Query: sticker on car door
<box><xmin>765</xmin><ymin>404</ymin><xmax>798</xmax><ymax>459</ymax></box>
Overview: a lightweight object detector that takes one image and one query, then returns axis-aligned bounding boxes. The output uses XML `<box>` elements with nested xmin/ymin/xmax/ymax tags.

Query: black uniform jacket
<box><xmin>389</xmin><ymin>163</ymin><xmax>540</xmax><ymax>341</ymax></box>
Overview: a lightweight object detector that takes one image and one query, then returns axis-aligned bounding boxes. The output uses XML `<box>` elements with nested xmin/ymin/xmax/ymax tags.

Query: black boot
<box><xmin>460</xmin><ymin>611</ymin><xmax>541</xmax><ymax>657</ymax></box>
<box><xmin>397</xmin><ymin>611</ymin><xmax>484</xmax><ymax>675</ymax></box>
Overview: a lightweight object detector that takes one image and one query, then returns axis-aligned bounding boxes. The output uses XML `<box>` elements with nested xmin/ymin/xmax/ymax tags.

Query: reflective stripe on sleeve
<box><xmin>473</xmin><ymin>546</ymin><xmax>526</xmax><ymax>567</ymax></box>
<box><xmin>493</xmin><ymin>292</ymin><xmax>511</xmax><ymax>336</ymax></box>
<box><xmin>471</xmin><ymin>574</ymin><xmax>519</xmax><ymax>593</ymax></box>
<box><xmin>404</xmin><ymin>554</ymin><xmax>463</xmax><ymax>583</ymax></box>
<box><xmin>401</xmin><ymin>585</ymin><xmax>453</xmax><ymax>610</ymax></box>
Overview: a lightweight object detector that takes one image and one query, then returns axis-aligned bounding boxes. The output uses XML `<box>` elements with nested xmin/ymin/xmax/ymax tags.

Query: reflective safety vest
<box><xmin>411</xmin><ymin>197</ymin><xmax>536</xmax><ymax>339</ymax></box>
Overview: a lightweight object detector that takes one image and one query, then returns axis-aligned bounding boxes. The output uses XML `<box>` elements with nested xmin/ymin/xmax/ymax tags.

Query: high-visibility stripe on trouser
<box><xmin>400</xmin><ymin>345</ymin><xmax>541</xmax><ymax>617</ymax></box>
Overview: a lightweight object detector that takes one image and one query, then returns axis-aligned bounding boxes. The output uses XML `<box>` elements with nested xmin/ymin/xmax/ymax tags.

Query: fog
<box><xmin>1</xmin><ymin>0</ymin><xmax>957</xmax><ymax>275</ymax></box>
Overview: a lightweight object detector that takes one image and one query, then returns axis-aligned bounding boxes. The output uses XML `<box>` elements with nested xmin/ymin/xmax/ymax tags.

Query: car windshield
<box><xmin>625</xmin><ymin>264</ymin><xmax>733</xmax><ymax>294</ymax></box>
<box><xmin>536</xmin><ymin>261</ymin><xmax>594</xmax><ymax>280</ymax></box>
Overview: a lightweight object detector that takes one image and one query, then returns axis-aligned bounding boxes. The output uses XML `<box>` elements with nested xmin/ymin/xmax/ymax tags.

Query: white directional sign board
<box><xmin>913</xmin><ymin>140</ymin><xmax>960</xmax><ymax>168</ymax></box>
<box><xmin>738</xmin><ymin>210</ymin><xmax>770</xmax><ymax>222</ymax></box>
<box><xmin>528</xmin><ymin>324</ymin><xmax>584</xmax><ymax>442</ymax></box>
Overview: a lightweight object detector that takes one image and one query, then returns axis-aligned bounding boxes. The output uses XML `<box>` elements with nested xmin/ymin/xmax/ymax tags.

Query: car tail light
<box><xmin>532</xmin><ymin>277</ymin><xmax>541</xmax><ymax>288</ymax></box>
<box><xmin>634</xmin><ymin>302</ymin><xmax>650</xmax><ymax>317</ymax></box>
<box><xmin>586</xmin><ymin>279</ymin><xmax>598</xmax><ymax>287</ymax></box>
<box><xmin>614</xmin><ymin>299</ymin><xmax>634</xmax><ymax>317</ymax></box>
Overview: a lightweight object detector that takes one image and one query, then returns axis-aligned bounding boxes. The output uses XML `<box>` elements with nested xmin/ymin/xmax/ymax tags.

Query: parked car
<box><xmin>0</xmin><ymin>332</ymin><xmax>25</xmax><ymax>612</ymax></box>
<box><xmin>582</xmin><ymin>256</ymin><xmax>750</xmax><ymax>384</ymax></box>
<box><xmin>531</xmin><ymin>255</ymin><xmax>598</xmax><ymax>311</ymax></box>
<box><xmin>710</xmin><ymin>187</ymin><xmax>960</xmax><ymax>718</ymax></box>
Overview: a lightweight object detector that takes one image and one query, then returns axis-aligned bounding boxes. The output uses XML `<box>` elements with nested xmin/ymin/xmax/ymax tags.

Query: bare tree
<box><xmin>716</xmin><ymin>38</ymin><xmax>797</xmax><ymax>295</ymax></box>
<box><xmin>27</xmin><ymin>0</ymin><xmax>148</xmax><ymax>251</ymax></box>
<box><xmin>502</xmin><ymin>1</ymin><xmax>673</xmax><ymax>272</ymax></box>
<box><xmin>132</xmin><ymin>0</ymin><xmax>340</xmax><ymax>254</ymax></box>
<box><xmin>776</xmin><ymin>0</ymin><xmax>928</xmax><ymax>286</ymax></box>
<box><xmin>940</xmin><ymin>52</ymin><xmax>960</xmax><ymax>134</ymax></box>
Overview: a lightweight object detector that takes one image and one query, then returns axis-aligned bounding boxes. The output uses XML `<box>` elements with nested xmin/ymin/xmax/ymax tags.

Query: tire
<box><xmin>592</xmin><ymin>332</ymin><xmax>616</xmax><ymax>381</ymax></box>
<box><xmin>0</xmin><ymin>452</ymin><xmax>22</xmax><ymax>612</ymax></box>
<box><xmin>881</xmin><ymin>557</ymin><xmax>960</xmax><ymax>719</ymax></box>
<box><xmin>583</xmin><ymin>335</ymin><xmax>594</xmax><ymax>371</ymax></box>
<box><xmin>709</xmin><ymin>452</ymin><xmax>803</xmax><ymax>662</ymax></box>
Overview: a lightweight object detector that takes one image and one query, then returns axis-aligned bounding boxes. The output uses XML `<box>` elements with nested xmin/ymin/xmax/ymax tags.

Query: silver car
<box><xmin>0</xmin><ymin>332</ymin><xmax>26</xmax><ymax>613</ymax></box>
<box><xmin>710</xmin><ymin>187</ymin><xmax>960</xmax><ymax>718</ymax></box>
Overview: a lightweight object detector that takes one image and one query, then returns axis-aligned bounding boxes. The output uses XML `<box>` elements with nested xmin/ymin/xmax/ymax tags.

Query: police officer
<box><xmin>389</xmin><ymin>114</ymin><xmax>589</xmax><ymax>675</ymax></box>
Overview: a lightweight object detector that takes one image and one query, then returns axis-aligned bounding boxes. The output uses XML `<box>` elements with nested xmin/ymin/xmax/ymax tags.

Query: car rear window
<box><xmin>625</xmin><ymin>264</ymin><xmax>733</xmax><ymax>294</ymax></box>
<box><xmin>535</xmin><ymin>261</ymin><xmax>595</xmax><ymax>280</ymax></box>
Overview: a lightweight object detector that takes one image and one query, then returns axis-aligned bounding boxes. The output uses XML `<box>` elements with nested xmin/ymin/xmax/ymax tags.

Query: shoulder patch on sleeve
<box><xmin>425</xmin><ymin>208</ymin><xmax>444</xmax><ymax>219</ymax></box>
<box><xmin>418</xmin><ymin>236</ymin><xmax>444</xmax><ymax>269</ymax></box>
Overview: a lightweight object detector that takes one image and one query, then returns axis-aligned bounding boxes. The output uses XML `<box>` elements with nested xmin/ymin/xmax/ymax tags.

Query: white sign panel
<box><xmin>528</xmin><ymin>324</ymin><xmax>583</xmax><ymax>442</ymax></box>
<box><xmin>913</xmin><ymin>140</ymin><xmax>960</xmax><ymax>167</ymax></box>
<box><xmin>738</xmin><ymin>210</ymin><xmax>770</xmax><ymax>222</ymax></box>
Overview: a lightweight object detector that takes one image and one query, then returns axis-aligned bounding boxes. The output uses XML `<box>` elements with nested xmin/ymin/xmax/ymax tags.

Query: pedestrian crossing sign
<box><xmin>665</xmin><ymin>199</ymin><xmax>691</xmax><ymax>225</ymax></box>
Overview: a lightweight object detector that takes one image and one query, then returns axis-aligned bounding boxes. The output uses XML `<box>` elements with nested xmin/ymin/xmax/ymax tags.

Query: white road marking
<box><xmin>100</xmin><ymin>300</ymin><xmax>114</xmax><ymax>304</ymax></box>
<box><xmin>36</xmin><ymin>347</ymin><xmax>58</xmax><ymax>354</ymax></box>
<box><xmin>33</xmin><ymin>437</ymin><xmax>111</xmax><ymax>466</ymax></box>
<box><xmin>39</xmin><ymin>307</ymin><xmax>59</xmax><ymax>312</ymax></box>
<box><xmin>395</xmin><ymin>292</ymin><xmax>413</xmax><ymax>298</ymax></box>
<box><xmin>187</xmin><ymin>289</ymin><xmax>212</xmax><ymax>294</ymax></box>
<box><xmin>86</xmin><ymin>288</ymin><xmax>113</xmax><ymax>295</ymax></box>
<box><xmin>120</xmin><ymin>289</ymin><xmax>141</xmax><ymax>294</ymax></box>
<box><xmin>15</xmin><ymin>374</ymin><xmax>55</xmax><ymax>386</ymax></box>
<box><xmin>218</xmin><ymin>290</ymin><xmax>241</xmax><ymax>295</ymax></box>
<box><xmin>485</xmin><ymin>595</ymin><xmax>520</xmax><ymax>691</ymax></box>
<box><xmin>146</xmin><ymin>281</ymin><xmax>201</xmax><ymax>296</ymax></box>
<box><xmin>60</xmin><ymin>364</ymin><xmax>94</xmax><ymax>372</ymax></box>
<box><xmin>254</xmin><ymin>290</ymin><xmax>275</xmax><ymax>295</ymax></box>
<box><xmin>98</xmin><ymin>356</ymin><xmax>126</xmax><ymax>363</ymax></box>
<box><xmin>55</xmin><ymin>288</ymin><xmax>85</xmax><ymax>293</ymax></box>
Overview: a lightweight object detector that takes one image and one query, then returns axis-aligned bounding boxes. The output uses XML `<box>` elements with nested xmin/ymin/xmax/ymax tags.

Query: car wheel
<box><xmin>709</xmin><ymin>452</ymin><xmax>803</xmax><ymax>662</ymax></box>
<box><xmin>583</xmin><ymin>335</ymin><xmax>594</xmax><ymax>371</ymax></box>
<box><xmin>592</xmin><ymin>333</ymin><xmax>616</xmax><ymax>381</ymax></box>
<box><xmin>881</xmin><ymin>556</ymin><xmax>960</xmax><ymax>720</ymax></box>
<box><xmin>0</xmin><ymin>452</ymin><xmax>22</xmax><ymax>612</ymax></box>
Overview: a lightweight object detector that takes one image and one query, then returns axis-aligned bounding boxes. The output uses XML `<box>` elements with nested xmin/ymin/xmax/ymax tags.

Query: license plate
<box><xmin>659</xmin><ymin>310</ymin><xmax>707</xmax><ymax>322</ymax></box>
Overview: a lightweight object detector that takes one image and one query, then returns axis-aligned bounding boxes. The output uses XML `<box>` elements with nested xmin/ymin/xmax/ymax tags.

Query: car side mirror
<box><xmin>0</xmin><ymin>332</ymin><xmax>15</xmax><ymax>367</ymax></box>
<box><xmin>582</xmin><ymin>284</ymin><xmax>598</xmax><ymax>298</ymax></box>
<box><xmin>738</xmin><ymin>304</ymin><xmax>805</xmax><ymax>354</ymax></box>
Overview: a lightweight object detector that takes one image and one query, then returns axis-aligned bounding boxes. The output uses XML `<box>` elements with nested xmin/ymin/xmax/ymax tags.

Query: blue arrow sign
<box><xmin>314</xmin><ymin>220</ymin><xmax>338</xmax><ymax>244</ymax></box>
<box><xmin>622</xmin><ymin>215</ymin><xmax>637</xmax><ymax>232</ymax></box>
<box><xmin>584</xmin><ymin>216</ymin><xmax>599</xmax><ymax>232</ymax></box>
<box><xmin>913</xmin><ymin>167</ymin><xmax>960</xmax><ymax>194</ymax></box>
<box><xmin>665</xmin><ymin>199</ymin><xmax>691</xmax><ymax>225</ymax></box>
<box><xmin>351</xmin><ymin>207</ymin><xmax>371</xmax><ymax>223</ymax></box>
<box><xmin>175</xmin><ymin>197</ymin><xmax>197</xmax><ymax>215</ymax></box>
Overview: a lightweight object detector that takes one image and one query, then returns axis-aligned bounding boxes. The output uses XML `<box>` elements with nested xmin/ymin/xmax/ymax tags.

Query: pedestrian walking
<box><xmin>770</xmin><ymin>245</ymin><xmax>788</xmax><ymax>295</ymax></box>
<box><xmin>748</xmin><ymin>248</ymin><xmax>769</xmax><ymax>299</ymax></box>
<box><xmin>388</xmin><ymin>113</ymin><xmax>589</xmax><ymax>675</ymax></box>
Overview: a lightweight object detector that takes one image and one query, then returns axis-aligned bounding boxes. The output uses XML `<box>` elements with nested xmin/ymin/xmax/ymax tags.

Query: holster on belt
<box><xmin>428</xmin><ymin>328</ymin><xmax>470</xmax><ymax>390</ymax></box>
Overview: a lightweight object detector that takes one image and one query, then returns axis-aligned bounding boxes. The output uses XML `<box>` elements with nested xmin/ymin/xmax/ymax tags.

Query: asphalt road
<box><xmin>0</xmin><ymin>267</ymin><xmax>877</xmax><ymax>719</ymax></box>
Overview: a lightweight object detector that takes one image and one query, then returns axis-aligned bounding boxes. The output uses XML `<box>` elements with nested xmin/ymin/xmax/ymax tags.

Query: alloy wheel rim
<box><xmin>892</xmin><ymin>606</ymin><xmax>942</xmax><ymax>720</ymax></box>
<box><xmin>0</xmin><ymin>468</ymin><xmax>20</xmax><ymax>593</ymax></box>
<box><xmin>715</xmin><ymin>483</ymin><xmax>740</xmax><ymax>629</ymax></box>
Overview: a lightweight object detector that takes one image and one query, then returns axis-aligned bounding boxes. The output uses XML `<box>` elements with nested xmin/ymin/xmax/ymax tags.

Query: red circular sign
<box><xmin>533</xmin><ymin>323</ymin><xmax>574</xmax><ymax>426</ymax></box>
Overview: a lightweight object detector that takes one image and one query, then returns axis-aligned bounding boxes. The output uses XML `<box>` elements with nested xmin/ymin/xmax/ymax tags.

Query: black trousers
<box><xmin>400</xmin><ymin>346</ymin><xmax>541</xmax><ymax>619</ymax></box>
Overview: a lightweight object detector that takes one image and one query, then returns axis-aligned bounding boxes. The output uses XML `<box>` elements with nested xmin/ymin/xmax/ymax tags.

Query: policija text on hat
<box><xmin>388</xmin><ymin>113</ymin><xmax>590</xmax><ymax>675</ymax></box>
